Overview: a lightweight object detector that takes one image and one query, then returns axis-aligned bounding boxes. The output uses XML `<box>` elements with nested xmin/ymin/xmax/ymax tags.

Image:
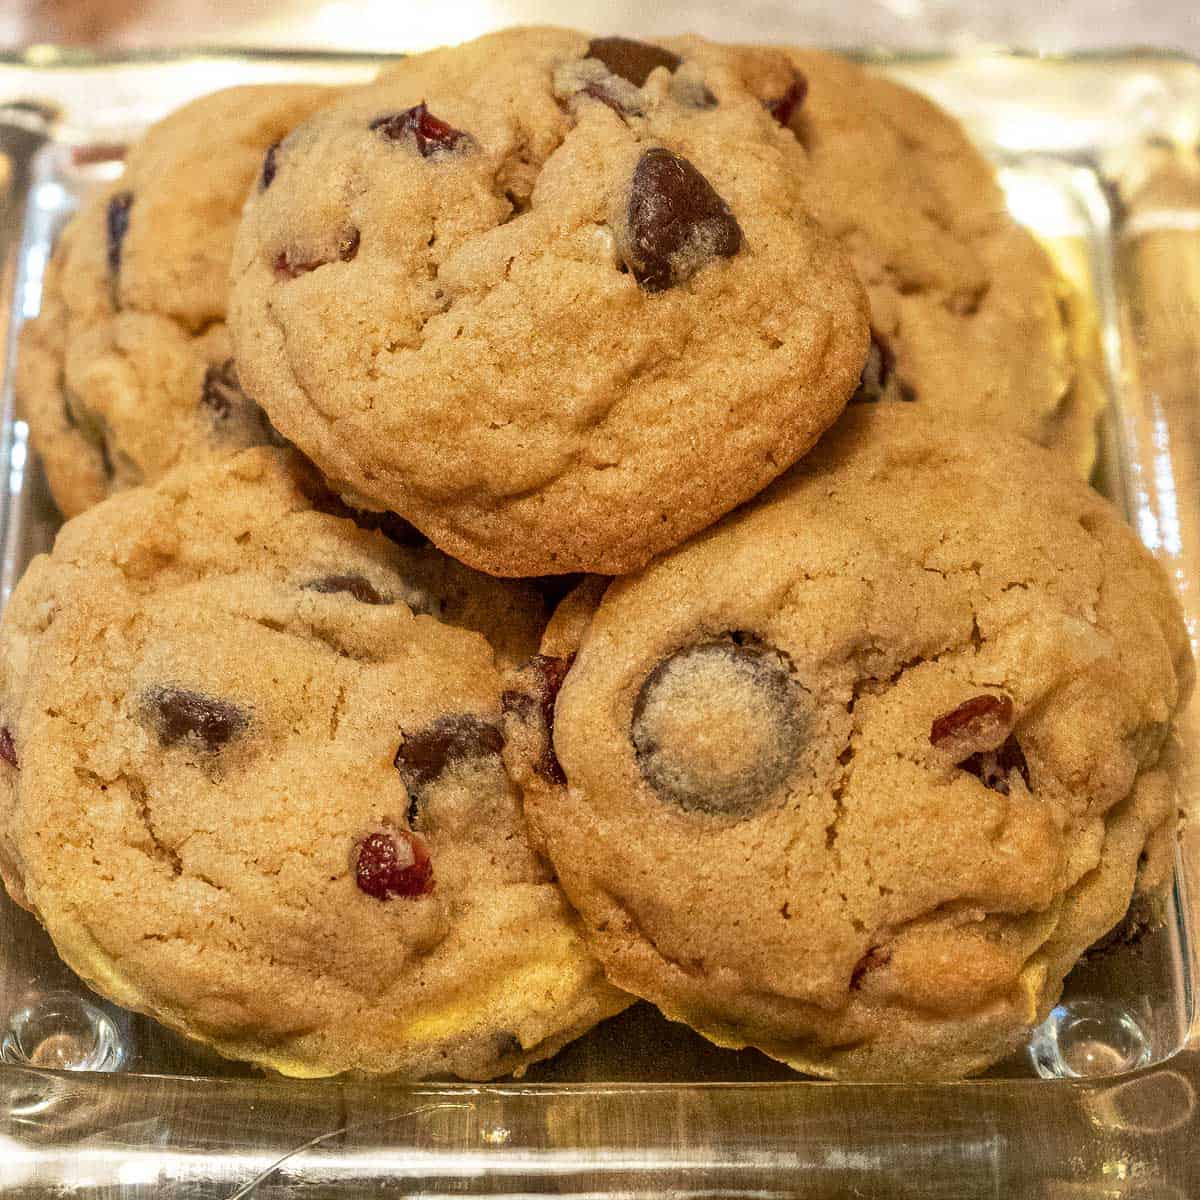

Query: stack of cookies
<box><xmin>1</xmin><ymin>28</ymin><xmax>1190</xmax><ymax>1081</ymax></box>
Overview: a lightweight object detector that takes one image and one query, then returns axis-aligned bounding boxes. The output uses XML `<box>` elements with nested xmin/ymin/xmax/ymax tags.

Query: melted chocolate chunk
<box><xmin>355</xmin><ymin>830</ymin><xmax>433</xmax><ymax>900</ymax></box>
<box><xmin>395</xmin><ymin>714</ymin><xmax>504</xmax><ymax>799</ymax></box>
<box><xmin>200</xmin><ymin>359</ymin><xmax>244</xmax><ymax>420</ymax></box>
<box><xmin>631</xmin><ymin>638</ymin><xmax>804</xmax><ymax>815</ymax></box>
<box><xmin>370</xmin><ymin>103</ymin><xmax>474</xmax><ymax>157</ymax></box>
<box><xmin>960</xmin><ymin>736</ymin><xmax>1031</xmax><ymax>796</ymax></box>
<box><xmin>502</xmin><ymin>654</ymin><xmax>575</xmax><ymax>785</ymax></box>
<box><xmin>106</xmin><ymin>191</ymin><xmax>133</xmax><ymax>280</ymax></box>
<box><xmin>0</xmin><ymin>727</ymin><xmax>18</xmax><ymax>769</ymax></box>
<box><xmin>930</xmin><ymin>694</ymin><xmax>1014</xmax><ymax>750</ymax></box>
<box><xmin>587</xmin><ymin>37</ymin><xmax>681</xmax><ymax>87</ymax></box>
<box><xmin>623</xmin><ymin>148</ymin><xmax>743</xmax><ymax>292</ymax></box>
<box><xmin>302</xmin><ymin>573</ymin><xmax>389</xmax><ymax>605</ymax></box>
<box><xmin>143</xmin><ymin>686</ymin><xmax>248</xmax><ymax>751</ymax></box>
<box><xmin>763</xmin><ymin>72</ymin><xmax>808</xmax><ymax>126</ymax></box>
<box><xmin>260</xmin><ymin>140</ymin><xmax>280</xmax><ymax>190</ymax></box>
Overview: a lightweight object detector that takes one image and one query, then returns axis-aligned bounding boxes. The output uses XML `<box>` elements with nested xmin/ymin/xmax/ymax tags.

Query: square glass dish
<box><xmin>0</xmin><ymin>45</ymin><xmax>1199</xmax><ymax>1196</ymax></box>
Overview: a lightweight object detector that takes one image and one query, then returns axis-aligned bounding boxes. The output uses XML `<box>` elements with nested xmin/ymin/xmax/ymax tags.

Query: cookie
<box><xmin>229</xmin><ymin>28</ymin><xmax>869</xmax><ymax>576</ymax></box>
<box><xmin>16</xmin><ymin>84</ymin><xmax>337</xmax><ymax>518</ymax></box>
<box><xmin>726</xmin><ymin>47</ymin><xmax>1096</xmax><ymax>472</ymax></box>
<box><xmin>0</xmin><ymin>447</ymin><xmax>628</xmax><ymax>1079</ymax></box>
<box><xmin>504</xmin><ymin>406</ymin><xmax>1190</xmax><ymax>1080</ymax></box>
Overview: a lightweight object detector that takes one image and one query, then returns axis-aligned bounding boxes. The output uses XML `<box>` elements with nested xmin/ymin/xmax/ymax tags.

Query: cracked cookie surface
<box><xmin>229</xmin><ymin>28</ymin><xmax>869</xmax><ymax>576</ymax></box>
<box><xmin>17</xmin><ymin>85</ymin><xmax>337</xmax><ymax>518</ymax></box>
<box><xmin>504</xmin><ymin>406</ymin><xmax>1190</xmax><ymax>1079</ymax></box>
<box><xmin>0</xmin><ymin>447</ymin><xmax>628</xmax><ymax>1079</ymax></box>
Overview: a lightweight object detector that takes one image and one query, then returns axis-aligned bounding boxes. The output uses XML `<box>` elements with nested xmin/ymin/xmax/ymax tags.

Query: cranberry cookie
<box><xmin>504</xmin><ymin>406</ymin><xmax>1190</xmax><ymax>1079</ymax></box>
<box><xmin>229</xmin><ymin>28</ymin><xmax>869</xmax><ymax>576</ymax></box>
<box><xmin>0</xmin><ymin>448</ymin><xmax>628</xmax><ymax>1078</ymax></box>
<box><xmin>17</xmin><ymin>85</ymin><xmax>336</xmax><ymax>517</ymax></box>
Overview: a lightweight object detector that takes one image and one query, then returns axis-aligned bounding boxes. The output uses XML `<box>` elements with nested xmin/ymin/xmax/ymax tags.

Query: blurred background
<box><xmin>2</xmin><ymin>0</ymin><xmax>1199</xmax><ymax>54</ymax></box>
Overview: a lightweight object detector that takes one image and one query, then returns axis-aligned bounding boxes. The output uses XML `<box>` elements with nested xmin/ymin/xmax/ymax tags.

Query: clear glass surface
<box><xmin>0</xmin><ymin>45</ymin><xmax>1199</xmax><ymax>1196</ymax></box>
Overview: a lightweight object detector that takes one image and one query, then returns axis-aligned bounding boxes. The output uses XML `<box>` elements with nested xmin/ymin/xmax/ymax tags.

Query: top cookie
<box><xmin>17</xmin><ymin>84</ymin><xmax>336</xmax><ymax>517</ymax></box>
<box><xmin>0</xmin><ymin>447</ymin><xmax>627</xmax><ymax>1079</ymax></box>
<box><xmin>230</xmin><ymin>28</ymin><xmax>869</xmax><ymax>577</ymax></box>
<box><xmin>772</xmin><ymin>50</ymin><xmax>1095</xmax><ymax>469</ymax></box>
<box><xmin>504</xmin><ymin>406</ymin><xmax>1190</xmax><ymax>1079</ymax></box>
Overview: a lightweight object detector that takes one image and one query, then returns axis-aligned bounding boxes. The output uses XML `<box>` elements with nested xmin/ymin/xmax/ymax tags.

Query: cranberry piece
<box><xmin>502</xmin><ymin>654</ymin><xmax>575</xmax><ymax>785</ymax></box>
<box><xmin>850</xmin><ymin>945</ymin><xmax>891</xmax><ymax>990</ymax></box>
<box><xmin>302</xmin><ymin>573</ymin><xmax>389</xmax><ymax>605</ymax></box>
<box><xmin>355</xmin><ymin>830</ymin><xmax>433</xmax><ymax>900</ymax></box>
<box><xmin>395</xmin><ymin>715</ymin><xmax>504</xmax><ymax>817</ymax></box>
<box><xmin>200</xmin><ymin>359</ymin><xmax>244</xmax><ymax>420</ymax></box>
<box><xmin>370</xmin><ymin>103</ymin><xmax>474</xmax><ymax>157</ymax></box>
<box><xmin>930</xmin><ymin>694</ymin><xmax>1014</xmax><ymax>750</ymax></box>
<box><xmin>260</xmin><ymin>140</ymin><xmax>280</xmax><ymax>190</ymax></box>
<box><xmin>106</xmin><ymin>191</ymin><xmax>133</xmax><ymax>279</ymax></box>
<box><xmin>622</xmin><ymin>148</ymin><xmax>743</xmax><ymax>292</ymax></box>
<box><xmin>143</xmin><ymin>686</ymin><xmax>248</xmax><ymax>751</ymax></box>
<box><xmin>960</xmin><ymin>736</ymin><xmax>1031</xmax><ymax>796</ymax></box>
<box><xmin>0</xmin><ymin>727</ymin><xmax>18</xmax><ymax>769</ymax></box>
<box><xmin>586</xmin><ymin>37</ymin><xmax>681</xmax><ymax>87</ymax></box>
<box><xmin>763</xmin><ymin>72</ymin><xmax>809</xmax><ymax>126</ymax></box>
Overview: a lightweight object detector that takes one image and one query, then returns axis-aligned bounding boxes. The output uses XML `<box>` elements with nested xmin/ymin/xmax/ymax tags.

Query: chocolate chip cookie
<box><xmin>230</xmin><ymin>28</ymin><xmax>869</xmax><ymax>576</ymax></box>
<box><xmin>17</xmin><ymin>85</ymin><xmax>337</xmax><ymax>517</ymax></box>
<box><xmin>505</xmin><ymin>406</ymin><xmax>1190</xmax><ymax>1079</ymax></box>
<box><xmin>0</xmin><ymin>447</ymin><xmax>627</xmax><ymax>1078</ymax></box>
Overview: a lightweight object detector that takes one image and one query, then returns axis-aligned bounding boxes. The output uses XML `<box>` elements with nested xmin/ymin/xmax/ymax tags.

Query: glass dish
<box><xmin>1</xmin><ymin>44</ymin><xmax>1199</xmax><ymax>1196</ymax></box>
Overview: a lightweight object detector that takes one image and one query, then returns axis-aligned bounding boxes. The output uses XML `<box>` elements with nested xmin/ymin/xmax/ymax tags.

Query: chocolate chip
<box><xmin>142</xmin><ymin>686</ymin><xmax>248</xmax><ymax>751</ymax></box>
<box><xmin>0</xmin><ymin>727</ymin><xmax>18</xmax><ymax>769</ymax></box>
<box><xmin>260</xmin><ymin>140</ymin><xmax>280</xmax><ymax>190</ymax></box>
<box><xmin>502</xmin><ymin>654</ymin><xmax>575</xmax><ymax>786</ymax></box>
<box><xmin>370</xmin><ymin>103</ymin><xmax>474</xmax><ymax>157</ymax></box>
<box><xmin>631</xmin><ymin>638</ymin><xmax>805</xmax><ymax>815</ymax></box>
<box><xmin>763</xmin><ymin>72</ymin><xmax>808</xmax><ymax>126</ymax></box>
<box><xmin>930</xmin><ymin>694</ymin><xmax>1014</xmax><ymax>751</ymax></box>
<box><xmin>106</xmin><ymin>191</ymin><xmax>133</xmax><ymax>281</ymax></box>
<box><xmin>959</xmin><ymin>736</ymin><xmax>1031</xmax><ymax>796</ymax></box>
<box><xmin>622</xmin><ymin>148</ymin><xmax>743</xmax><ymax>292</ymax></box>
<box><xmin>395</xmin><ymin>714</ymin><xmax>504</xmax><ymax>801</ymax></box>
<box><xmin>850</xmin><ymin>945</ymin><xmax>890</xmax><ymax>990</ymax></box>
<box><xmin>200</xmin><ymin>359</ymin><xmax>244</xmax><ymax>420</ymax></box>
<box><xmin>354</xmin><ymin>830</ymin><xmax>433</xmax><ymax>900</ymax></box>
<box><xmin>852</xmin><ymin>331</ymin><xmax>917</xmax><ymax>403</ymax></box>
<box><xmin>586</xmin><ymin>37</ymin><xmax>681</xmax><ymax>87</ymax></box>
<box><xmin>302</xmin><ymin>573</ymin><xmax>389</xmax><ymax>605</ymax></box>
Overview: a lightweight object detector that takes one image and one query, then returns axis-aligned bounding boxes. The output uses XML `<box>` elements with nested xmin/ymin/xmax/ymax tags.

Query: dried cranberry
<box><xmin>0</xmin><ymin>727</ymin><xmax>18</xmax><ymax>769</ymax></box>
<box><xmin>106</xmin><ymin>191</ymin><xmax>133</xmax><ymax>279</ymax></box>
<box><xmin>763</xmin><ymin>72</ymin><xmax>808</xmax><ymax>126</ymax></box>
<box><xmin>370</xmin><ymin>103</ymin><xmax>474</xmax><ymax>157</ymax></box>
<box><xmin>355</xmin><ymin>830</ymin><xmax>433</xmax><ymax>900</ymax></box>
<box><xmin>302</xmin><ymin>573</ymin><xmax>389</xmax><ymax>605</ymax></box>
<box><xmin>586</xmin><ymin>37</ymin><xmax>681</xmax><ymax>87</ymax></box>
<box><xmin>502</xmin><ymin>654</ymin><xmax>575</xmax><ymax>785</ymax></box>
<box><xmin>930</xmin><ymin>694</ymin><xmax>1014</xmax><ymax>750</ymax></box>
<box><xmin>395</xmin><ymin>715</ymin><xmax>504</xmax><ymax>813</ymax></box>
<box><xmin>260</xmin><ymin>140</ymin><xmax>280</xmax><ymax>190</ymax></box>
<box><xmin>143</xmin><ymin>686</ymin><xmax>248</xmax><ymax>751</ymax></box>
<box><xmin>623</xmin><ymin>148</ymin><xmax>742</xmax><ymax>292</ymax></box>
<box><xmin>850</xmin><ymin>945</ymin><xmax>890</xmax><ymax>990</ymax></box>
<box><xmin>200</xmin><ymin>359</ymin><xmax>244</xmax><ymax>419</ymax></box>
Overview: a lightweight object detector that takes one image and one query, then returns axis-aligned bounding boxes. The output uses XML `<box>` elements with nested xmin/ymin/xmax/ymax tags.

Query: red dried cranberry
<box><xmin>502</xmin><ymin>654</ymin><xmax>575</xmax><ymax>785</ymax></box>
<box><xmin>260</xmin><ymin>140</ymin><xmax>280</xmax><ymax>190</ymax></box>
<box><xmin>623</xmin><ymin>148</ymin><xmax>742</xmax><ymax>292</ymax></box>
<box><xmin>586</xmin><ymin>37</ymin><xmax>681</xmax><ymax>87</ymax></box>
<box><xmin>930</xmin><ymin>694</ymin><xmax>1014</xmax><ymax>749</ymax></box>
<box><xmin>370</xmin><ymin>103</ymin><xmax>474</xmax><ymax>157</ymax></box>
<box><xmin>106</xmin><ymin>191</ymin><xmax>133</xmax><ymax>279</ymax></box>
<box><xmin>355</xmin><ymin>830</ymin><xmax>433</xmax><ymax>900</ymax></box>
<box><xmin>763</xmin><ymin>72</ymin><xmax>808</xmax><ymax>126</ymax></box>
<box><xmin>0</xmin><ymin>727</ymin><xmax>18</xmax><ymax>769</ymax></box>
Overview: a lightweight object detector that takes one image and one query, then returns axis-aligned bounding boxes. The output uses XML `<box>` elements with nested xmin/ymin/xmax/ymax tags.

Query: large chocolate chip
<box><xmin>502</xmin><ymin>654</ymin><xmax>575</xmax><ymax>785</ymax></box>
<box><xmin>142</xmin><ymin>686</ymin><xmax>248</xmax><ymax>751</ymax></box>
<box><xmin>260</xmin><ymin>140</ymin><xmax>280</xmax><ymax>190</ymax></box>
<box><xmin>395</xmin><ymin>714</ymin><xmax>504</xmax><ymax>801</ymax></box>
<box><xmin>370</xmin><ymin>104</ymin><xmax>474</xmax><ymax>157</ymax></box>
<box><xmin>587</xmin><ymin>37</ymin><xmax>681</xmax><ymax>87</ymax></box>
<box><xmin>763</xmin><ymin>72</ymin><xmax>808</xmax><ymax>126</ymax></box>
<box><xmin>0</xmin><ymin>727</ymin><xmax>17</xmax><ymax>769</ymax></box>
<box><xmin>106</xmin><ymin>191</ymin><xmax>133</xmax><ymax>280</ymax></box>
<box><xmin>200</xmin><ymin>359</ymin><xmax>244</xmax><ymax>420</ymax></box>
<box><xmin>622</xmin><ymin>148</ymin><xmax>743</xmax><ymax>292</ymax></box>
<box><xmin>631</xmin><ymin>638</ymin><xmax>805</xmax><ymax>815</ymax></box>
<box><xmin>302</xmin><ymin>573</ymin><xmax>389</xmax><ymax>605</ymax></box>
<box><xmin>355</xmin><ymin>829</ymin><xmax>433</xmax><ymax>900</ymax></box>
